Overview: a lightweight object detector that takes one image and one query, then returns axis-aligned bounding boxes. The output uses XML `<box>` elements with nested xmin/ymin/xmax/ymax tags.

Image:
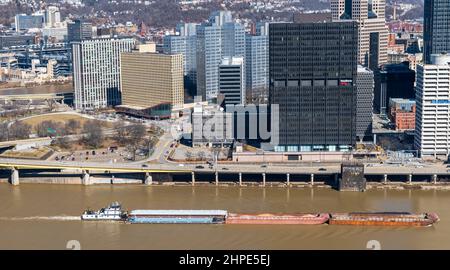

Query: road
<box><xmin>1</xmin><ymin>157</ymin><xmax>449</xmax><ymax>176</ymax></box>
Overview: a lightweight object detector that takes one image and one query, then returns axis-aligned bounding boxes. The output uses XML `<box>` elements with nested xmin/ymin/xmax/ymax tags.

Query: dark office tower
<box><xmin>67</xmin><ymin>19</ymin><xmax>93</xmax><ymax>43</ymax></box>
<box><xmin>373</xmin><ymin>62</ymin><xmax>415</xmax><ymax>114</ymax></box>
<box><xmin>368</xmin><ymin>32</ymin><xmax>380</xmax><ymax>71</ymax></box>
<box><xmin>356</xmin><ymin>66</ymin><xmax>374</xmax><ymax>141</ymax></box>
<box><xmin>424</xmin><ymin>0</ymin><xmax>450</xmax><ymax>64</ymax></box>
<box><xmin>269</xmin><ymin>21</ymin><xmax>358</xmax><ymax>152</ymax></box>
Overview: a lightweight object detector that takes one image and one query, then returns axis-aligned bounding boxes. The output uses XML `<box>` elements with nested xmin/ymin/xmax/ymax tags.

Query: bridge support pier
<box><xmin>408</xmin><ymin>174</ymin><xmax>412</xmax><ymax>185</ymax></box>
<box><xmin>383</xmin><ymin>174</ymin><xmax>388</xmax><ymax>184</ymax></box>
<box><xmin>286</xmin><ymin>173</ymin><xmax>290</xmax><ymax>187</ymax></box>
<box><xmin>10</xmin><ymin>168</ymin><xmax>19</xmax><ymax>186</ymax></box>
<box><xmin>191</xmin><ymin>172</ymin><xmax>195</xmax><ymax>186</ymax></box>
<box><xmin>82</xmin><ymin>170</ymin><xmax>91</xmax><ymax>186</ymax></box>
<box><xmin>310</xmin><ymin>174</ymin><xmax>314</xmax><ymax>186</ymax></box>
<box><xmin>432</xmin><ymin>174</ymin><xmax>437</xmax><ymax>185</ymax></box>
<box><xmin>262</xmin><ymin>173</ymin><xmax>266</xmax><ymax>187</ymax></box>
<box><xmin>145</xmin><ymin>172</ymin><xmax>153</xmax><ymax>185</ymax></box>
<box><xmin>239</xmin><ymin>172</ymin><xmax>242</xmax><ymax>186</ymax></box>
<box><xmin>215</xmin><ymin>171</ymin><xmax>219</xmax><ymax>186</ymax></box>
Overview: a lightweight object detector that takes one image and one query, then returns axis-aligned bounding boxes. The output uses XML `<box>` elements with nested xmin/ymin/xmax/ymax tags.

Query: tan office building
<box><xmin>120</xmin><ymin>48</ymin><xmax>184</xmax><ymax>118</ymax></box>
<box><xmin>331</xmin><ymin>0</ymin><xmax>388</xmax><ymax>68</ymax></box>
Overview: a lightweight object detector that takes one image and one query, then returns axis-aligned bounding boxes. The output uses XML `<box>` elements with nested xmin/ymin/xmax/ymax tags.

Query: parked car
<box><xmin>195</xmin><ymin>165</ymin><xmax>205</xmax><ymax>169</ymax></box>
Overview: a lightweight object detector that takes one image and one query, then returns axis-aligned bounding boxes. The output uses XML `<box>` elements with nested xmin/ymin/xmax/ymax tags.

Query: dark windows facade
<box><xmin>424</xmin><ymin>0</ymin><xmax>450</xmax><ymax>63</ymax></box>
<box><xmin>269</xmin><ymin>21</ymin><xmax>358</xmax><ymax>152</ymax></box>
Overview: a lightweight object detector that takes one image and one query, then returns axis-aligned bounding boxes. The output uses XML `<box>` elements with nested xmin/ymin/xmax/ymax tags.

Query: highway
<box><xmin>0</xmin><ymin>157</ymin><xmax>449</xmax><ymax>176</ymax></box>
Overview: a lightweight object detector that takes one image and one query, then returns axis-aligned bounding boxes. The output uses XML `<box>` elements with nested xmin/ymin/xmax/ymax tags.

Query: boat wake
<box><xmin>0</xmin><ymin>216</ymin><xmax>81</xmax><ymax>221</ymax></box>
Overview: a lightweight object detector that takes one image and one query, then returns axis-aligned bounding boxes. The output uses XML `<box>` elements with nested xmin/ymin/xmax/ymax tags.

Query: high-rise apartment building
<box><xmin>44</xmin><ymin>6</ymin><xmax>61</xmax><ymax>28</ymax></box>
<box><xmin>356</xmin><ymin>65</ymin><xmax>374</xmax><ymax>141</ymax></box>
<box><xmin>196</xmin><ymin>11</ymin><xmax>245</xmax><ymax>101</ymax></box>
<box><xmin>415</xmin><ymin>53</ymin><xmax>450</xmax><ymax>158</ymax></box>
<box><xmin>424</xmin><ymin>0</ymin><xmax>450</xmax><ymax>64</ymax></box>
<box><xmin>331</xmin><ymin>0</ymin><xmax>388</xmax><ymax>68</ymax></box>
<box><xmin>120</xmin><ymin>45</ymin><xmax>184</xmax><ymax>118</ymax></box>
<box><xmin>163</xmin><ymin>23</ymin><xmax>198</xmax><ymax>96</ymax></box>
<box><xmin>219</xmin><ymin>56</ymin><xmax>245</xmax><ymax>107</ymax></box>
<box><xmin>245</xmin><ymin>22</ymin><xmax>269</xmax><ymax>105</ymax></box>
<box><xmin>72</xmin><ymin>38</ymin><xmax>135</xmax><ymax>110</ymax></box>
<box><xmin>269</xmin><ymin>20</ymin><xmax>358</xmax><ymax>152</ymax></box>
<box><xmin>67</xmin><ymin>19</ymin><xmax>93</xmax><ymax>42</ymax></box>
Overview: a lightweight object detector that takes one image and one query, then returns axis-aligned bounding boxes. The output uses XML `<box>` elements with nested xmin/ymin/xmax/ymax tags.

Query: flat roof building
<box><xmin>219</xmin><ymin>56</ymin><xmax>245</xmax><ymax>107</ymax></box>
<box><xmin>269</xmin><ymin>20</ymin><xmax>358</xmax><ymax>152</ymax></box>
<box><xmin>415</xmin><ymin>53</ymin><xmax>450</xmax><ymax>158</ymax></box>
<box><xmin>119</xmin><ymin>45</ymin><xmax>184</xmax><ymax>119</ymax></box>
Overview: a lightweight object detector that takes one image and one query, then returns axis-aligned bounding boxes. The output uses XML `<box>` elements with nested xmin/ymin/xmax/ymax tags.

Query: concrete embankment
<box><xmin>2</xmin><ymin>176</ymin><xmax>450</xmax><ymax>190</ymax></box>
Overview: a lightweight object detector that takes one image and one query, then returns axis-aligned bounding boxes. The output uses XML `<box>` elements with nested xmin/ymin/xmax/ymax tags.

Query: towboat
<box><xmin>329</xmin><ymin>212</ymin><xmax>440</xmax><ymax>227</ymax></box>
<box><xmin>225</xmin><ymin>213</ymin><xmax>330</xmax><ymax>225</ymax></box>
<box><xmin>81</xmin><ymin>202</ymin><xmax>127</xmax><ymax>221</ymax></box>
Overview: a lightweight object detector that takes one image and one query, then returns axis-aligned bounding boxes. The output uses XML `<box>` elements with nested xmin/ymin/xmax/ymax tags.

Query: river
<box><xmin>0</xmin><ymin>184</ymin><xmax>448</xmax><ymax>250</ymax></box>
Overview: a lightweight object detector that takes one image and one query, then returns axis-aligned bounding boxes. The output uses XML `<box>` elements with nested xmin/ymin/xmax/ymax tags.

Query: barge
<box><xmin>126</xmin><ymin>210</ymin><xmax>228</xmax><ymax>224</ymax></box>
<box><xmin>226</xmin><ymin>213</ymin><xmax>330</xmax><ymax>225</ymax></box>
<box><xmin>329</xmin><ymin>212</ymin><xmax>440</xmax><ymax>227</ymax></box>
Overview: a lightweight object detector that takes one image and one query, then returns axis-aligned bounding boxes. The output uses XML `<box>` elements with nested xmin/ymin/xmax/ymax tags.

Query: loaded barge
<box><xmin>80</xmin><ymin>203</ymin><xmax>439</xmax><ymax>227</ymax></box>
<box><xmin>329</xmin><ymin>212</ymin><xmax>440</xmax><ymax>227</ymax></box>
<box><xmin>226</xmin><ymin>213</ymin><xmax>329</xmax><ymax>225</ymax></box>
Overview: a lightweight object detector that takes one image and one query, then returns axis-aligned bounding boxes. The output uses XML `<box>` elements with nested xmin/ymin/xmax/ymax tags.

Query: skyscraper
<box><xmin>269</xmin><ymin>20</ymin><xmax>358</xmax><ymax>152</ymax></box>
<box><xmin>163</xmin><ymin>23</ymin><xmax>198</xmax><ymax>96</ymax></box>
<box><xmin>245</xmin><ymin>22</ymin><xmax>269</xmax><ymax>105</ymax></box>
<box><xmin>67</xmin><ymin>19</ymin><xmax>93</xmax><ymax>43</ymax></box>
<box><xmin>44</xmin><ymin>6</ymin><xmax>61</xmax><ymax>28</ymax></box>
<box><xmin>356</xmin><ymin>65</ymin><xmax>374</xmax><ymax>141</ymax></box>
<box><xmin>72</xmin><ymin>38</ymin><xmax>135</xmax><ymax>110</ymax></box>
<box><xmin>424</xmin><ymin>0</ymin><xmax>450</xmax><ymax>64</ymax></box>
<box><xmin>331</xmin><ymin>0</ymin><xmax>388</xmax><ymax>67</ymax></box>
<box><xmin>196</xmin><ymin>11</ymin><xmax>245</xmax><ymax>101</ymax></box>
<box><xmin>415</xmin><ymin>53</ymin><xmax>450</xmax><ymax>158</ymax></box>
<box><xmin>219</xmin><ymin>56</ymin><xmax>245</xmax><ymax>107</ymax></box>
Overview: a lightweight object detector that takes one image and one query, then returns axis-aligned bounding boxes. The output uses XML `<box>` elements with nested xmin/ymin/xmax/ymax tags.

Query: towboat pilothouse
<box><xmin>81</xmin><ymin>202</ymin><xmax>127</xmax><ymax>221</ymax></box>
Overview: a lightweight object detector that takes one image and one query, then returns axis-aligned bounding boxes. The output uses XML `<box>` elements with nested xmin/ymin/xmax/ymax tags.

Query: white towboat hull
<box><xmin>81</xmin><ymin>214</ymin><xmax>123</xmax><ymax>221</ymax></box>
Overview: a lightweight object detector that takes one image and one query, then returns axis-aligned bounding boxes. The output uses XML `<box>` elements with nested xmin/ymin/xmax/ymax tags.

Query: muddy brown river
<box><xmin>0</xmin><ymin>184</ymin><xmax>448</xmax><ymax>249</ymax></box>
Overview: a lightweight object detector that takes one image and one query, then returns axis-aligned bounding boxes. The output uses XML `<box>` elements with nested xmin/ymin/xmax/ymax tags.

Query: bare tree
<box><xmin>185</xmin><ymin>151</ymin><xmax>193</xmax><ymax>161</ymax></box>
<box><xmin>197</xmin><ymin>151</ymin><xmax>206</xmax><ymax>161</ymax></box>
<box><xmin>53</xmin><ymin>136</ymin><xmax>71</xmax><ymax>149</ymax></box>
<box><xmin>82</xmin><ymin>120</ymin><xmax>104</xmax><ymax>148</ymax></box>
<box><xmin>36</xmin><ymin>120</ymin><xmax>64</xmax><ymax>137</ymax></box>
<box><xmin>127</xmin><ymin>124</ymin><xmax>147</xmax><ymax>161</ymax></box>
<box><xmin>142</xmin><ymin>136</ymin><xmax>157</xmax><ymax>158</ymax></box>
<box><xmin>65</xmin><ymin>119</ymin><xmax>80</xmax><ymax>134</ymax></box>
<box><xmin>112</xmin><ymin>122</ymin><xmax>129</xmax><ymax>145</ymax></box>
<box><xmin>9</xmin><ymin>121</ymin><xmax>31</xmax><ymax>140</ymax></box>
<box><xmin>0</xmin><ymin>122</ymin><xmax>9</xmax><ymax>141</ymax></box>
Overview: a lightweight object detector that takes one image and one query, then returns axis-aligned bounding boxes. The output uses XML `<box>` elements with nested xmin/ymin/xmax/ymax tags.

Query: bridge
<box><xmin>0</xmin><ymin>158</ymin><xmax>449</xmax><ymax>187</ymax></box>
<box><xmin>0</xmin><ymin>93</ymin><xmax>65</xmax><ymax>102</ymax></box>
